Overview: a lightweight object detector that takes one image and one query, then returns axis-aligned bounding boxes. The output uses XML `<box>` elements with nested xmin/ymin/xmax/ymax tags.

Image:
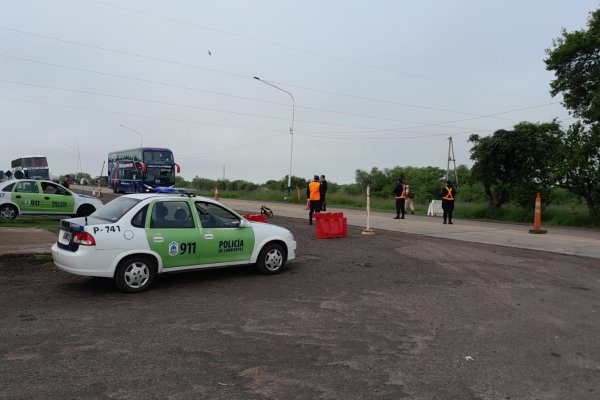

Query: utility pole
<box><xmin>446</xmin><ymin>137</ymin><xmax>459</xmax><ymax>187</ymax></box>
<box><xmin>253</xmin><ymin>76</ymin><xmax>295</xmax><ymax>200</ymax></box>
<box><xmin>222</xmin><ymin>165</ymin><xmax>226</xmax><ymax>181</ymax></box>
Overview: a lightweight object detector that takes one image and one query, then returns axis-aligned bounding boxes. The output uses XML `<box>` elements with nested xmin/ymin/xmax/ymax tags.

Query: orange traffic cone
<box><xmin>528</xmin><ymin>193</ymin><xmax>547</xmax><ymax>234</ymax></box>
<box><xmin>214</xmin><ymin>188</ymin><xmax>219</xmax><ymax>201</ymax></box>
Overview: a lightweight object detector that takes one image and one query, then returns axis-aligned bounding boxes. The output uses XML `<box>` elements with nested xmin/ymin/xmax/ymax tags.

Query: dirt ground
<box><xmin>1</xmin><ymin>216</ymin><xmax>599</xmax><ymax>399</ymax></box>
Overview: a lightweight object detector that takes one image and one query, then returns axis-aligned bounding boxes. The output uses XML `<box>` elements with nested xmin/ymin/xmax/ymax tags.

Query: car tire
<box><xmin>256</xmin><ymin>242</ymin><xmax>286</xmax><ymax>275</ymax></box>
<box><xmin>76</xmin><ymin>204</ymin><xmax>95</xmax><ymax>217</ymax></box>
<box><xmin>114</xmin><ymin>255</ymin><xmax>156</xmax><ymax>293</ymax></box>
<box><xmin>0</xmin><ymin>204</ymin><xmax>18</xmax><ymax>220</ymax></box>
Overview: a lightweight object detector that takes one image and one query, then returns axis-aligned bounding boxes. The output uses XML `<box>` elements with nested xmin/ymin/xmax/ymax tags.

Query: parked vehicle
<box><xmin>52</xmin><ymin>189</ymin><xmax>296</xmax><ymax>292</ymax></box>
<box><xmin>0</xmin><ymin>179</ymin><xmax>103</xmax><ymax>219</ymax></box>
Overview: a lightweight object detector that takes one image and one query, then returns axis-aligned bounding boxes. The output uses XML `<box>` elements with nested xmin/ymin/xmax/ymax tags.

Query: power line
<box><xmin>0</xmin><ymin>93</ymin><xmax>477</xmax><ymax>142</ymax></box>
<box><xmin>0</xmin><ymin>25</ymin><xmax>248</xmax><ymax>80</ymax></box>
<box><xmin>0</xmin><ymin>95</ymin><xmax>578</xmax><ymax>160</ymax></box>
<box><xmin>88</xmin><ymin>0</ymin><xmax>514</xmax><ymax>96</ymax></box>
<box><xmin>0</xmin><ymin>78</ymin><xmax>561</xmax><ymax>135</ymax></box>
<box><xmin>0</xmin><ymin>25</ymin><xmax>522</xmax><ymax>123</ymax></box>
<box><xmin>0</xmin><ymin>78</ymin><xmax>462</xmax><ymax>132</ymax></box>
<box><xmin>0</xmin><ymin>78</ymin><xmax>291</xmax><ymax>122</ymax></box>
<box><xmin>0</xmin><ymin>94</ymin><xmax>287</xmax><ymax>158</ymax></box>
<box><xmin>178</xmin><ymin>133</ymin><xmax>285</xmax><ymax>158</ymax></box>
<box><xmin>259</xmin><ymin>80</ymin><xmax>520</xmax><ymax>121</ymax></box>
<box><xmin>296</xmin><ymin>130</ymin><xmax>480</xmax><ymax>140</ymax></box>
<box><xmin>0</xmin><ymin>95</ymin><xmax>283</xmax><ymax>133</ymax></box>
<box><xmin>299</xmin><ymin>102</ymin><xmax>561</xmax><ymax>136</ymax></box>
<box><xmin>0</xmin><ymin>53</ymin><xmax>477</xmax><ymax>128</ymax></box>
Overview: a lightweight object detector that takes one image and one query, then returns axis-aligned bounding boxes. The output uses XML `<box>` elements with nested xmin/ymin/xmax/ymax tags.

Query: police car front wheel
<box><xmin>115</xmin><ymin>256</ymin><xmax>156</xmax><ymax>293</ymax></box>
<box><xmin>0</xmin><ymin>204</ymin><xmax>18</xmax><ymax>220</ymax></box>
<box><xmin>256</xmin><ymin>243</ymin><xmax>286</xmax><ymax>274</ymax></box>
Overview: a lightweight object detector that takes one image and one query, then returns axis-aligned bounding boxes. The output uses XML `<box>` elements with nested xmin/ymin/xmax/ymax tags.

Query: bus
<box><xmin>107</xmin><ymin>147</ymin><xmax>180</xmax><ymax>193</ymax></box>
<box><xmin>11</xmin><ymin>156</ymin><xmax>50</xmax><ymax>179</ymax></box>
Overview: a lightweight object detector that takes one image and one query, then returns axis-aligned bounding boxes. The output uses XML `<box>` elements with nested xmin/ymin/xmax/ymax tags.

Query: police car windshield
<box><xmin>92</xmin><ymin>197</ymin><xmax>140</xmax><ymax>222</ymax></box>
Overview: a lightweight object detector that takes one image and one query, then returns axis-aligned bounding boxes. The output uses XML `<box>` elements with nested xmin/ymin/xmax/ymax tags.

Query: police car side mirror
<box><xmin>239</xmin><ymin>219</ymin><xmax>251</xmax><ymax>228</ymax></box>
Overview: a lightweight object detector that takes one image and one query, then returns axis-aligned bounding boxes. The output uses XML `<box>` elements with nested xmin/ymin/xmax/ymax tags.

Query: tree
<box><xmin>545</xmin><ymin>8</ymin><xmax>600</xmax><ymax>220</ymax></box>
<box><xmin>174</xmin><ymin>176</ymin><xmax>188</xmax><ymax>187</ymax></box>
<box><xmin>469</xmin><ymin>122</ymin><xmax>562</xmax><ymax>209</ymax></box>
<box><xmin>354</xmin><ymin>167</ymin><xmax>389</xmax><ymax>196</ymax></box>
<box><xmin>545</xmin><ymin>9</ymin><xmax>600</xmax><ymax>125</ymax></box>
<box><xmin>454</xmin><ymin>165</ymin><xmax>486</xmax><ymax>203</ymax></box>
<box><xmin>354</xmin><ymin>166</ymin><xmax>446</xmax><ymax>201</ymax></box>
<box><xmin>552</xmin><ymin>123</ymin><xmax>600</xmax><ymax>220</ymax></box>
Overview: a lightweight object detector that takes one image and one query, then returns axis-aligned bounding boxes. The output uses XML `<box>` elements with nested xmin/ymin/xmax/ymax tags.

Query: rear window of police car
<box><xmin>93</xmin><ymin>197</ymin><xmax>140</xmax><ymax>222</ymax></box>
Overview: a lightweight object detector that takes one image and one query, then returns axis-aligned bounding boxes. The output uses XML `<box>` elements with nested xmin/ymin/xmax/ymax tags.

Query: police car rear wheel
<box><xmin>257</xmin><ymin>243</ymin><xmax>286</xmax><ymax>274</ymax></box>
<box><xmin>0</xmin><ymin>204</ymin><xmax>18</xmax><ymax>220</ymax></box>
<box><xmin>115</xmin><ymin>256</ymin><xmax>156</xmax><ymax>293</ymax></box>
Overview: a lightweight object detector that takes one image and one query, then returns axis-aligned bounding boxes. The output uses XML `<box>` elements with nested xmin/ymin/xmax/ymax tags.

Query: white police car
<box><xmin>0</xmin><ymin>179</ymin><xmax>103</xmax><ymax>219</ymax></box>
<box><xmin>51</xmin><ymin>189</ymin><xmax>297</xmax><ymax>293</ymax></box>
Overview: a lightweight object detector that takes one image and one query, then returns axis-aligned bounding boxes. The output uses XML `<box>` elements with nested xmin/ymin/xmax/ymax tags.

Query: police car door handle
<box><xmin>15</xmin><ymin>195</ymin><xmax>21</xmax><ymax>199</ymax></box>
<box><xmin>153</xmin><ymin>236</ymin><xmax>164</xmax><ymax>243</ymax></box>
<box><xmin>204</xmin><ymin>234</ymin><xmax>214</xmax><ymax>240</ymax></box>
<box><xmin>44</xmin><ymin>197</ymin><xmax>50</xmax><ymax>200</ymax></box>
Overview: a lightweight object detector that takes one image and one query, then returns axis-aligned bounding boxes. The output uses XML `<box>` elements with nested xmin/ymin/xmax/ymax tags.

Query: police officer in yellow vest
<box><xmin>393</xmin><ymin>177</ymin><xmax>407</xmax><ymax>219</ymax></box>
<box><xmin>307</xmin><ymin>175</ymin><xmax>323</xmax><ymax>225</ymax></box>
<box><xmin>441</xmin><ymin>180</ymin><xmax>456</xmax><ymax>224</ymax></box>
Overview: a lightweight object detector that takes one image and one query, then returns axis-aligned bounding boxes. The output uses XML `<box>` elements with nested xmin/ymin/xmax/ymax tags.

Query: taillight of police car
<box><xmin>73</xmin><ymin>231</ymin><xmax>96</xmax><ymax>246</ymax></box>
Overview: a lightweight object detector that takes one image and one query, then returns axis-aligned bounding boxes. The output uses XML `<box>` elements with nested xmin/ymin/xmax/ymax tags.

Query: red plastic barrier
<box><xmin>243</xmin><ymin>214</ymin><xmax>268</xmax><ymax>223</ymax></box>
<box><xmin>314</xmin><ymin>212</ymin><xmax>347</xmax><ymax>239</ymax></box>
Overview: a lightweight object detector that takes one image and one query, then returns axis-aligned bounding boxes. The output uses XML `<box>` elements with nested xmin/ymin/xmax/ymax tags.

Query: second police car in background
<box><xmin>0</xmin><ymin>179</ymin><xmax>103</xmax><ymax>219</ymax></box>
<box><xmin>52</xmin><ymin>189</ymin><xmax>297</xmax><ymax>292</ymax></box>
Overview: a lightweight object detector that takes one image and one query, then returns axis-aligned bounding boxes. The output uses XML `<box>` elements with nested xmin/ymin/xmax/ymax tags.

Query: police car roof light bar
<box><xmin>155</xmin><ymin>187</ymin><xmax>197</xmax><ymax>195</ymax></box>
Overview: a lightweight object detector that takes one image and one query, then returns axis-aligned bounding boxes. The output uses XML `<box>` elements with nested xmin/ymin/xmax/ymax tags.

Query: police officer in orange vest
<box><xmin>441</xmin><ymin>180</ymin><xmax>456</xmax><ymax>224</ymax></box>
<box><xmin>307</xmin><ymin>175</ymin><xmax>323</xmax><ymax>225</ymax></box>
<box><xmin>393</xmin><ymin>177</ymin><xmax>407</xmax><ymax>219</ymax></box>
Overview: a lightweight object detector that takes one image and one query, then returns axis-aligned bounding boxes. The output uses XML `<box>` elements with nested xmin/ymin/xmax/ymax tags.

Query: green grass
<box><xmin>0</xmin><ymin>215</ymin><xmax>63</xmax><ymax>233</ymax></box>
<box><xmin>212</xmin><ymin>190</ymin><xmax>598</xmax><ymax>228</ymax></box>
<box><xmin>2</xmin><ymin>192</ymin><xmax>594</xmax><ymax>230</ymax></box>
<box><xmin>451</xmin><ymin>202</ymin><xmax>597</xmax><ymax>227</ymax></box>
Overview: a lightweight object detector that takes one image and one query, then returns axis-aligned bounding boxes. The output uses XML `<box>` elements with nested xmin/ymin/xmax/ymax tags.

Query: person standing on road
<box><xmin>393</xmin><ymin>177</ymin><xmax>407</xmax><ymax>219</ymax></box>
<box><xmin>320</xmin><ymin>175</ymin><xmax>328</xmax><ymax>211</ymax></box>
<box><xmin>441</xmin><ymin>180</ymin><xmax>456</xmax><ymax>224</ymax></box>
<box><xmin>307</xmin><ymin>175</ymin><xmax>322</xmax><ymax>225</ymax></box>
<box><xmin>62</xmin><ymin>175</ymin><xmax>72</xmax><ymax>189</ymax></box>
<box><xmin>406</xmin><ymin>183</ymin><xmax>415</xmax><ymax>215</ymax></box>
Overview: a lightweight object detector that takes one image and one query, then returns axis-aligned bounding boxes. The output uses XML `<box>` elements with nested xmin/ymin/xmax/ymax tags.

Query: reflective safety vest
<box><xmin>442</xmin><ymin>186</ymin><xmax>455</xmax><ymax>201</ymax></box>
<box><xmin>395</xmin><ymin>184</ymin><xmax>407</xmax><ymax>199</ymax></box>
<box><xmin>309</xmin><ymin>181</ymin><xmax>321</xmax><ymax>201</ymax></box>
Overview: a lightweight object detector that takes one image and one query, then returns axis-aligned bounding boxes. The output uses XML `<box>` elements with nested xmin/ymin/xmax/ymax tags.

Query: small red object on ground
<box><xmin>314</xmin><ymin>212</ymin><xmax>347</xmax><ymax>239</ymax></box>
<box><xmin>243</xmin><ymin>214</ymin><xmax>268</xmax><ymax>223</ymax></box>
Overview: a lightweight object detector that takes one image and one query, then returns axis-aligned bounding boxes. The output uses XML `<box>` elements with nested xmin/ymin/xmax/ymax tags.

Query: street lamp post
<box><xmin>120</xmin><ymin>123</ymin><xmax>144</xmax><ymax>147</ymax></box>
<box><xmin>253</xmin><ymin>76</ymin><xmax>295</xmax><ymax>199</ymax></box>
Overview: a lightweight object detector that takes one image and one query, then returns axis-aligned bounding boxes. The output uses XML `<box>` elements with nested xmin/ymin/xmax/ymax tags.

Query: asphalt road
<box><xmin>1</xmin><ymin>214</ymin><xmax>599</xmax><ymax>399</ymax></box>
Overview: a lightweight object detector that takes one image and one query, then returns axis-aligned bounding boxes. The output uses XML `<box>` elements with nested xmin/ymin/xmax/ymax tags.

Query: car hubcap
<box><xmin>124</xmin><ymin>262</ymin><xmax>149</xmax><ymax>288</ymax></box>
<box><xmin>264</xmin><ymin>249</ymin><xmax>283</xmax><ymax>271</ymax></box>
<box><xmin>0</xmin><ymin>208</ymin><xmax>15</xmax><ymax>219</ymax></box>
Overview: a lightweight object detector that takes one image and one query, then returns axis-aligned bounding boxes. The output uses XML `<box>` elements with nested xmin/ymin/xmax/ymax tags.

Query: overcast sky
<box><xmin>1</xmin><ymin>0</ymin><xmax>596</xmax><ymax>184</ymax></box>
